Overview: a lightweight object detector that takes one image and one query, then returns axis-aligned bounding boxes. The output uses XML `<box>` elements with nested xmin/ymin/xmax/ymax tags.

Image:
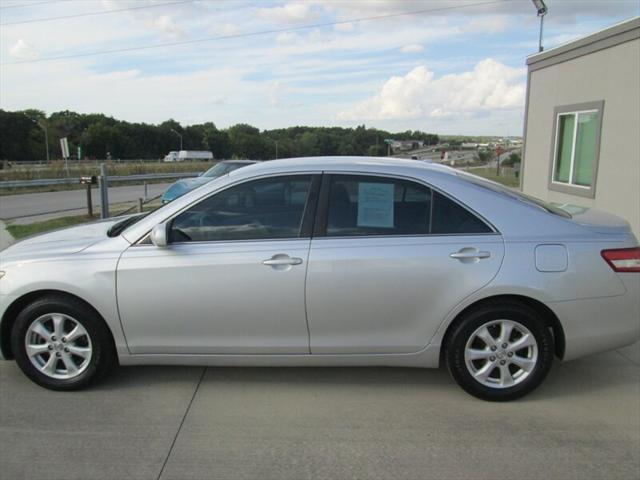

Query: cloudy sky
<box><xmin>1</xmin><ymin>0</ymin><xmax>638</xmax><ymax>135</ymax></box>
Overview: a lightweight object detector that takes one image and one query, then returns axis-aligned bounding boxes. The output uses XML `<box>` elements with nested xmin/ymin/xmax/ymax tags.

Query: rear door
<box><xmin>305</xmin><ymin>173</ymin><xmax>504</xmax><ymax>354</ymax></box>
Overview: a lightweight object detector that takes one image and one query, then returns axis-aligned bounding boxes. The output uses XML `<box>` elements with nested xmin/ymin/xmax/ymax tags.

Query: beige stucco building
<box><xmin>521</xmin><ymin>17</ymin><xmax>640</xmax><ymax>236</ymax></box>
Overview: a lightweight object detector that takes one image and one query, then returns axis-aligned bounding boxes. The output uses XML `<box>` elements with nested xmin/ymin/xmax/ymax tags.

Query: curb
<box><xmin>0</xmin><ymin>220</ymin><xmax>14</xmax><ymax>252</ymax></box>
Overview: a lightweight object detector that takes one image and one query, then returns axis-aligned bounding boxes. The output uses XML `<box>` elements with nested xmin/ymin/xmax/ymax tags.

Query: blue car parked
<box><xmin>161</xmin><ymin>160</ymin><xmax>258</xmax><ymax>203</ymax></box>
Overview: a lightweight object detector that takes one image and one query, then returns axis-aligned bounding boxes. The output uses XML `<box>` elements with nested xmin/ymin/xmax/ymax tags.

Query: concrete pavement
<box><xmin>1</xmin><ymin>343</ymin><xmax>638</xmax><ymax>480</ymax></box>
<box><xmin>0</xmin><ymin>183</ymin><xmax>171</xmax><ymax>221</ymax></box>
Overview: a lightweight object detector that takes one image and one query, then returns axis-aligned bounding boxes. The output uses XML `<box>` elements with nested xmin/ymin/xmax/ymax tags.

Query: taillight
<box><xmin>601</xmin><ymin>247</ymin><xmax>640</xmax><ymax>272</ymax></box>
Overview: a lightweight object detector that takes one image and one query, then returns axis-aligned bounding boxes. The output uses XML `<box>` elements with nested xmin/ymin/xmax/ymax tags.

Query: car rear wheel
<box><xmin>11</xmin><ymin>295</ymin><xmax>116</xmax><ymax>391</ymax></box>
<box><xmin>446</xmin><ymin>302</ymin><xmax>554</xmax><ymax>401</ymax></box>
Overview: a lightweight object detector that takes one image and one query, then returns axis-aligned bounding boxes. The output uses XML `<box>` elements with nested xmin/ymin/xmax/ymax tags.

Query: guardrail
<box><xmin>0</xmin><ymin>171</ymin><xmax>200</xmax><ymax>189</ymax></box>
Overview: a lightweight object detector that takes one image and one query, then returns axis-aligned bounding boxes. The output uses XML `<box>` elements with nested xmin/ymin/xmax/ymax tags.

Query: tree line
<box><xmin>0</xmin><ymin>109</ymin><xmax>439</xmax><ymax>162</ymax></box>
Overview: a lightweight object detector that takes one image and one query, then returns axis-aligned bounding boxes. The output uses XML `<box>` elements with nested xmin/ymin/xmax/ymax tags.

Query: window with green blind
<box><xmin>552</xmin><ymin>105</ymin><xmax>602</xmax><ymax>194</ymax></box>
<box><xmin>574</xmin><ymin>112</ymin><xmax>598</xmax><ymax>186</ymax></box>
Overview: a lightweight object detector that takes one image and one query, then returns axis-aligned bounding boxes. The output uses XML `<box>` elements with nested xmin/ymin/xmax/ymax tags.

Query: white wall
<box><xmin>522</xmin><ymin>38</ymin><xmax>640</xmax><ymax>236</ymax></box>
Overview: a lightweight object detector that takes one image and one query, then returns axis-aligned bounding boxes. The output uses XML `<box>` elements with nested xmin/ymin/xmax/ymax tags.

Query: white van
<box><xmin>163</xmin><ymin>150</ymin><xmax>213</xmax><ymax>162</ymax></box>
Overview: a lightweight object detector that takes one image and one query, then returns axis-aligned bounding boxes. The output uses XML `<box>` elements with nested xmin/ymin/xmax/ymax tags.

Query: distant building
<box><xmin>521</xmin><ymin>17</ymin><xmax>640</xmax><ymax>235</ymax></box>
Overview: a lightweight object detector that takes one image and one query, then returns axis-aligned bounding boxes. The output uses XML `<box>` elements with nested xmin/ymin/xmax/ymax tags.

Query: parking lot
<box><xmin>1</xmin><ymin>342</ymin><xmax>638</xmax><ymax>480</ymax></box>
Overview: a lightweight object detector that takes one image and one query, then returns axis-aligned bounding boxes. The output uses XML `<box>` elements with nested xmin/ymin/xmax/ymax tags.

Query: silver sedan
<box><xmin>1</xmin><ymin>157</ymin><xmax>638</xmax><ymax>401</ymax></box>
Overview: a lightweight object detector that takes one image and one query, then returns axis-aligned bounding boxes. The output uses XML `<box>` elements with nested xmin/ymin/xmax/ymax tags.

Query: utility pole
<box><xmin>98</xmin><ymin>163</ymin><xmax>109</xmax><ymax>218</ymax></box>
<box><xmin>275</xmin><ymin>140</ymin><xmax>279</xmax><ymax>160</ymax></box>
<box><xmin>24</xmin><ymin>114</ymin><xmax>50</xmax><ymax>164</ymax></box>
<box><xmin>170</xmin><ymin>128</ymin><xmax>183</xmax><ymax>150</ymax></box>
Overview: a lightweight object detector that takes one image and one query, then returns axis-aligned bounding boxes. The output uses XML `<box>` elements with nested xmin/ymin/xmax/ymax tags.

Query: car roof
<box><xmin>220</xmin><ymin>159</ymin><xmax>260</xmax><ymax>164</ymax></box>
<box><xmin>228</xmin><ymin>156</ymin><xmax>457</xmax><ymax>176</ymax></box>
<box><xmin>122</xmin><ymin>155</ymin><xmax>593</xmax><ymax>243</ymax></box>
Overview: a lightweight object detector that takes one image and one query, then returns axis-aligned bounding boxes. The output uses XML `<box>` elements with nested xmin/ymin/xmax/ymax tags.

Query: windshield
<box><xmin>455</xmin><ymin>170</ymin><xmax>572</xmax><ymax>218</ymax></box>
<box><xmin>202</xmin><ymin>162</ymin><xmax>247</xmax><ymax>178</ymax></box>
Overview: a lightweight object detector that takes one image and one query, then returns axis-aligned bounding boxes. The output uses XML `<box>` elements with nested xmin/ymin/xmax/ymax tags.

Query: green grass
<box><xmin>0</xmin><ymin>178</ymin><xmax>177</xmax><ymax>196</ymax></box>
<box><xmin>6</xmin><ymin>214</ymin><xmax>98</xmax><ymax>239</ymax></box>
<box><xmin>466</xmin><ymin>167</ymin><xmax>520</xmax><ymax>188</ymax></box>
<box><xmin>0</xmin><ymin>160</ymin><xmax>211</xmax><ymax>182</ymax></box>
<box><xmin>0</xmin><ymin>160</ymin><xmax>210</xmax><ymax>196</ymax></box>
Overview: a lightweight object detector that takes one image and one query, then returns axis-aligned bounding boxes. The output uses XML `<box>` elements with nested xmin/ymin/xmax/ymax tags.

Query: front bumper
<box><xmin>0</xmin><ymin>293</ymin><xmax>18</xmax><ymax>360</ymax></box>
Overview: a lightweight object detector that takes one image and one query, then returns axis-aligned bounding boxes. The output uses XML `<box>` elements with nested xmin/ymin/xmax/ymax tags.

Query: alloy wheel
<box><xmin>464</xmin><ymin>319</ymin><xmax>538</xmax><ymax>389</ymax></box>
<box><xmin>24</xmin><ymin>313</ymin><xmax>93</xmax><ymax>380</ymax></box>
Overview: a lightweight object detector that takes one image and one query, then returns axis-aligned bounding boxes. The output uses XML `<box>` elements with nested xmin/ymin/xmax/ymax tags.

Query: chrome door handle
<box><xmin>262</xmin><ymin>257</ymin><xmax>303</xmax><ymax>266</ymax></box>
<box><xmin>450</xmin><ymin>250</ymin><xmax>491</xmax><ymax>259</ymax></box>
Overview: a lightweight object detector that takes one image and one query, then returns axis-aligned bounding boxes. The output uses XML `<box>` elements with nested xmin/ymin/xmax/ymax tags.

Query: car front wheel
<box><xmin>11</xmin><ymin>295</ymin><xmax>116</xmax><ymax>390</ymax></box>
<box><xmin>446</xmin><ymin>302</ymin><xmax>554</xmax><ymax>401</ymax></box>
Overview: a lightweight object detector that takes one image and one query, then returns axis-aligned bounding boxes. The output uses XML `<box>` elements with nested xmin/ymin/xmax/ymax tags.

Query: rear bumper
<box><xmin>549</xmin><ymin>274</ymin><xmax>640</xmax><ymax>361</ymax></box>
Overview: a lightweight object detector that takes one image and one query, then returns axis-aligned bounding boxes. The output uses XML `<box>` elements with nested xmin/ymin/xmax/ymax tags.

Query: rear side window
<box><xmin>431</xmin><ymin>191</ymin><xmax>492</xmax><ymax>234</ymax></box>
<box><xmin>324</xmin><ymin>175</ymin><xmax>491</xmax><ymax>237</ymax></box>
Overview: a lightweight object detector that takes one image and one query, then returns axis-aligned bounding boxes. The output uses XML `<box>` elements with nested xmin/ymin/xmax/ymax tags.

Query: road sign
<box><xmin>60</xmin><ymin>137</ymin><xmax>70</xmax><ymax>159</ymax></box>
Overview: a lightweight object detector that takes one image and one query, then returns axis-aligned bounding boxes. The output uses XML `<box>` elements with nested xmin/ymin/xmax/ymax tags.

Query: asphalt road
<box><xmin>0</xmin><ymin>183</ymin><xmax>171</xmax><ymax>221</ymax></box>
<box><xmin>1</xmin><ymin>343</ymin><xmax>638</xmax><ymax>480</ymax></box>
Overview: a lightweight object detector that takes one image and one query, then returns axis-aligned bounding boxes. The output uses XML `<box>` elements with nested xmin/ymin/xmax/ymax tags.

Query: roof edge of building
<box><xmin>526</xmin><ymin>16</ymin><xmax>640</xmax><ymax>70</ymax></box>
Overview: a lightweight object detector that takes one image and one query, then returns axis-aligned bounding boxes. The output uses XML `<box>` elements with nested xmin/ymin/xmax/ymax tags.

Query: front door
<box><xmin>305</xmin><ymin>174</ymin><xmax>504</xmax><ymax>354</ymax></box>
<box><xmin>117</xmin><ymin>174</ymin><xmax>319</xmax><ymax>354</ymax></box>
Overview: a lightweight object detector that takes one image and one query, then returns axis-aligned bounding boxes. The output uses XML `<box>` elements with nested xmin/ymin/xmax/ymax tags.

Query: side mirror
<box><xmin>150</xmin><ymin>223</ymin><xmax>169</xmax><ymax>247</ymax></box>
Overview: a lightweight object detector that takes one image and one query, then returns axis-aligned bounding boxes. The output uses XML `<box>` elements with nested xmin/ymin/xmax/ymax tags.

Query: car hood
<box><xmin>1</xmin><ymin>217</ymin><xmax>124</xmax><ymax>260</ymax></box>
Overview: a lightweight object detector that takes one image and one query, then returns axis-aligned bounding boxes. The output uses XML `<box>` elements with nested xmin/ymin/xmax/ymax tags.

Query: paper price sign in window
<box><xmin>357</xmin><ymin>182</ymin><xmax>394</xmax><ymax>228</ymax></box>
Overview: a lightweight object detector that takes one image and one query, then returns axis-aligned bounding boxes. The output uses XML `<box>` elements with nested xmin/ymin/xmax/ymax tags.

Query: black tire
<box><xmin>11</xmin><ymin>295</ymin><xmax>116</xmax><ymax>391</ymax></box>
<box><xmin>446</xmin><ymin>301</ymin><xmax>554</xmax><ymax>401</ymax></box>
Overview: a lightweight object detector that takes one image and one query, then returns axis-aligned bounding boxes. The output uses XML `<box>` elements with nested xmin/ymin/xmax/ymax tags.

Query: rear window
<box><xmin>455</xmin><ymin>171</ymin><xmax>572</xmax><ymax>219</ymax></box>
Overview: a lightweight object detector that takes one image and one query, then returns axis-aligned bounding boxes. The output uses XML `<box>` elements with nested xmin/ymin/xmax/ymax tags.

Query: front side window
<box><xmin>550</xmin><ymin>101</ymin><xmax>603</xmax><ymax>198</ymax></box>
<box><xmin>324</xmin><ymin>175</ymin><xmax>491</xmax><ymax>237</ymax></box>
<box><xmin>170</xmin><ymin>175</ymin><xmax>313</xmax><ymax>242</ymax></box>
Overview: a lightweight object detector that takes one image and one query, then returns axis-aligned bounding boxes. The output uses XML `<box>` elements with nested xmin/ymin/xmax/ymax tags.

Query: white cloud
<box><xmin>268</xmin><ymin>80</ymin><xmax>302</xmax><ymax>108</ymax></box>
<box><xmin>276</xmin><ymin>31</ymin><xmax>300</xmax><ymax>44</ymax></box>
<box><xmin>334</xmin><ymin>22</ymin><xmax>354</xmax><ymax>32</ymax></box>
<box><xmin>219</xmin><ymin>23</ymin><xmax>242</xmax><ymax>35</ymax></box>
<box><xmin>151</xmin><ymin>14</ymin><xmax>186</xmax><ymax>39</ymax></box>
<box><xmin>466</xmin><ymin>15</ymin><xmax>508</xmax><ymax>34</ymax></box>
<box><xmin>400</xmin><ymin>44</ymin><xmax>423</xmax><ymax>53</ymax></box>
<box><xmin>8</xmin><ymin>39</ymin><xmax>39</xmax><ymax>61</ymax></box>
<box><xmin>0</xmin><ymin>0</ymin><xmax>633</xmax><ymax>136</ymax></box>
<box><xmin>323</xmin><ymin>0</ymin><xmax>640</xmax><ymax>21</ymax></box>
<box><xmin>338</xmin><ymin>59</ymin><xmax>526</xmax><ymax>121</ymax></box>
<box><xmin>257</xmin><ymin>2</ymin><xmax>319</xmax><ymax>24</ymax></box>
<box><xmin>0</xmin><ymin>61</ymin><xmax>255</xmax><ymax>125</ymax></box>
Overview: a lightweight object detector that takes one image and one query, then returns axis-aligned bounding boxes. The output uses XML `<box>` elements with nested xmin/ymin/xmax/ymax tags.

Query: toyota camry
<box><xmin>1</xmin><ymin>157</ymin><xmax>638</xmax><ymax>401</ymax></box>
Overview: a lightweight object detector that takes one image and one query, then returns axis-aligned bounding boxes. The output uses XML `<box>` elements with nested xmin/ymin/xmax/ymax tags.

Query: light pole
<box><xmin>170</xmin><ymin>128</ymin><xmax>183</xmax><ymax>150</ymax></box>
<box><xmin>24</xmin><ymin>114</ymin><xmax>50</xmax><ymax>164</ymax></box>
<box><xmin>531</xmin><ymin>0</ymin><xmax>548</xmax><ymax>53</ymax></box>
